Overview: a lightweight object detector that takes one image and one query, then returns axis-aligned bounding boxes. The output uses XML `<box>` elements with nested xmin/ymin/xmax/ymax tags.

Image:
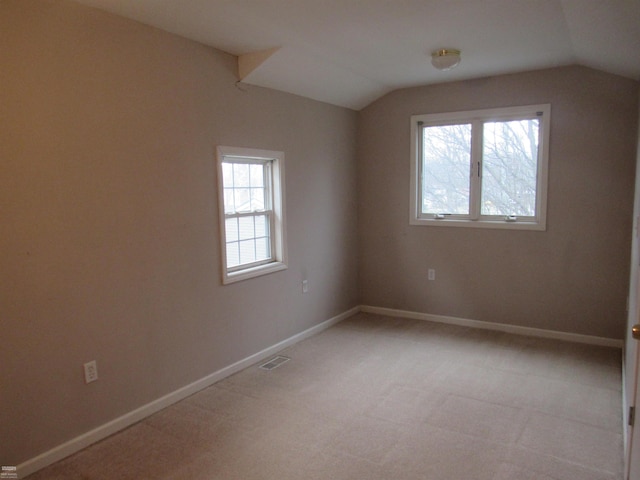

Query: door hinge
<box><xmin>629</xmin><ymin>406</ymin><xmax>636</xmax><ymax>427</ymax></box>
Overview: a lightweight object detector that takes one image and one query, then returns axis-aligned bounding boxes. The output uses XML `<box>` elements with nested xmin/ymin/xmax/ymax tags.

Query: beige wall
<box><xmin>1</xmin><ymin>0</ymin><xmax>358</xmax><ymax>464</ymax></box>
<box><xmin>358</xmin><ymin>66</ymin><xmax>638</xmax><ymax>339</ymax></box>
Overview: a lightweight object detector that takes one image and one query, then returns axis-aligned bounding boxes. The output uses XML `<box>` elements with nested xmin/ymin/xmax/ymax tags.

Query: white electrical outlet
<box><xmin>428</xmin><ymin>269</ymin><xmax>436</xmax><ymax>281</ymax></box>
<box><xmin>302</xmin><ymin>279</ymin><xmax>309</xmax><ymax>293</ymax></box>
<box><xmin>84</xmin><ymin>360</ymin><xmax>98</xmax><ymax>384</ymax></box>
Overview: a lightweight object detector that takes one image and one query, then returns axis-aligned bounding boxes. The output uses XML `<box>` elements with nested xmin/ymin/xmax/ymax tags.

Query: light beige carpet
<box><xmin>26</xmin><ymin>313</ymin><xmax>623</xmax><ymax>479</ymax></box>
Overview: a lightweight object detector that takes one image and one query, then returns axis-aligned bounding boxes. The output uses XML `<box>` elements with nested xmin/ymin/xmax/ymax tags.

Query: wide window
<box><xmin>410</xmin><ymin>104</ymin><xmax>550</xmax><ymax>230</ymax></box>
<box><xmin>216</xmin><ymin>146</ymin><xmax>287</xmax><ymax>284</ymax></box>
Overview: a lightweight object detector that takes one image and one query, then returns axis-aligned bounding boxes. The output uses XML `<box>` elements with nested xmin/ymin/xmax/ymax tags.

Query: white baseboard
<box><xmin>17</xmin><ymin>306</ymin><xmax>359</xmax><ymax>478</ymax></box>
<box><xmin>360</xmin><ymin>305</ymin><xmax>623</xmax><ymax>349</ymax></box>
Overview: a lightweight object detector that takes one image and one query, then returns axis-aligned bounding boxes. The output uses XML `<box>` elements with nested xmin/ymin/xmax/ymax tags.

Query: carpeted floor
<box><xmin>26</xmin><ymin>313</ymin><xmax>624</xmax><ymax>479</ymax></box>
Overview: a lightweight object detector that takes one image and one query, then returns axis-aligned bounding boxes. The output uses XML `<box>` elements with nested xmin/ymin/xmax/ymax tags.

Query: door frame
<box><xmin>623</xmin><ymin>104</ymin><xmax>640</xmax><ymax>479</ymax></box>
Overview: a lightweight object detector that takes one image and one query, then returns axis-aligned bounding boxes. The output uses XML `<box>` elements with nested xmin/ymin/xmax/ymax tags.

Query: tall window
<box><xmin>410</xmin><ymin>104</ymin><xmax>550</xmax><ymax>230</ymax></box>
<box><xmin>217</xmin><ymin>146</ymin><xmax>287</xmax><ymax>284</ymax></box>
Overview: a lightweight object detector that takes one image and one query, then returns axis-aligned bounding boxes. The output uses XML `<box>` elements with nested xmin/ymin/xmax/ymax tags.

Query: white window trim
<box><xmin>409</xmin><ymin>104</ymin><xmax>550</xmax><ymax>231</ymax></box>
<box><xmin>216</xmin><ymin>146</ymin><xmax>287</xmax><ymax>284</ymax></box>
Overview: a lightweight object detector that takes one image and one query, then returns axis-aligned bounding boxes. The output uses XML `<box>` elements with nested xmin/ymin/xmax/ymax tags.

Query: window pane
<box><xmin>250</xmin><ymin>188</ymin><xmax>265</xmax><ymax>211</ymax></box>
<box><xmin>481</xmin><ymin>119</ymin><xmax>539</xmax><ymax>216</ymax></box>
<box><xmin>234</xmin><ymin>188</ymin><xmax>250</xmax><ymax>212</ymax></box>
<box><xmin>250</xmin><ymin>163</ymin><xmax>264</xmax><ymax>187</ymax></box>
<box><xmin>254</xmin><ymin>215</ymin><xmax>268</xmax><ymax>237</ymax></box>
<box><xmin>255</xmin><ymin>237</ymin><xmax>270</xmax><ymax>260</ymax></box>
<box><xmin>223</xmin><ymin>188</ymin><xmax>235</xmax><ymax>214</ymax></box>
<box><xmin>238</xmin><ymin>216</ymin><xmax>254</xmax><ymax>240</ymax></box>
<box><xmin>226</xmin><ymin>242</ymin><xmax>240</xmax><ymax>268</ymax></box>
<box><xmin>422</xmin><ymin>124</ymin><xmax>472</xmax><ymax>215</ymax></box>
<box><xmin>222</xmin><ymin>163</ymin><xmax>234</xmax><ymax>188</ymax></box>
<box><xmin>238</xmin><ymin>239</ymin><xmax>256</xmax><ymax>265</ymax></box>
<box><xmin>225</xmin><ymin>217</ymin><xmax>239</xmax><ymax>242</ymax></box>
<box><xmin>233</xmin><ymin>163</ymin><xmax>250</xmax><ymax>188</ymax></box>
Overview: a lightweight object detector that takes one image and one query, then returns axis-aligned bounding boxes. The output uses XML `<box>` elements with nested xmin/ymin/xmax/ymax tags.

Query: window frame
<box><xmin>410</xmin><ymin>104</ymin><xmax>551</xmax><ymax>230</ymax></box>
<box><xmin>216</xmin><ymin>146</ymin><xmax>287</xmax><ymax>284</ymax></box>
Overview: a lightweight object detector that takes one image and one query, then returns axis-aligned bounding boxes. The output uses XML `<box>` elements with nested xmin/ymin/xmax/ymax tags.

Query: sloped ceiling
<box><xmin>72</xmin><ymin>0</ymin><xmax>640</xmax><ymax>110</ymax></box>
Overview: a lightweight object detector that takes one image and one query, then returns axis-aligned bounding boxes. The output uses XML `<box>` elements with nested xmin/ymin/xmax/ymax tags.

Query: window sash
<box><xmin>225</xmin><ymin>211</ymin><xmax>275</xmax><ymax>272</ymax></box>
<box><xmin>222</xmin><ymin>159</ymin><xmax>272</xmax><ymax>214</ymax></box>
<box><xmin>419</xmin><ymin>122</ymin><xmax>473</xmax><ymax>218</ymax></box>
<box><xmin>221</xmin><ymin>159</ymin><xmax>275</xmax><ymax>270</ymax></box>
<box><xmin>411</xmin><ymin>105</ymin><xmax>549</xmax><ymax>230</ymax></box>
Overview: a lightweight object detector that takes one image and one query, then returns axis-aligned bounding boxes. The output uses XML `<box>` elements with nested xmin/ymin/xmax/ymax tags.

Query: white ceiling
<box><xmin>73</xmin><ymin>0</ymin><xmax>640</xmax><ymax>110</ymax></box>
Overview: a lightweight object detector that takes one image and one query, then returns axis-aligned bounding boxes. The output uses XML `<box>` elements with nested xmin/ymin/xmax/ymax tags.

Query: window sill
<box><xmin>410</xmin><ymin>217</ymin><xmax>546</xmax><ymax>231</ymax></box>
<box><xmin>223</xmin><ymin>261</ymin><xmax>288</xmax><ymax>285</ymax></box>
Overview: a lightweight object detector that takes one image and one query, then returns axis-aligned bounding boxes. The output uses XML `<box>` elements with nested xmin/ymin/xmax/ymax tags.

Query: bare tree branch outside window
<box><xmin>420</xmin><ymin>118</ymin><xmax>539</xmax><ymax>217</ymax></box>
<box><xmin>481</xmin><ymin>119</ymin><xmax>539</xmax><ymax>216</ymax></box>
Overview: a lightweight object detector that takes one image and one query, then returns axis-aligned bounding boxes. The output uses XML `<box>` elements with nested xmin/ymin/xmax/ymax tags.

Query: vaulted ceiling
<box><xmin>72</xmin><ymin>0</ymin><xmax>640</xmax><ymax>110</ymax></box>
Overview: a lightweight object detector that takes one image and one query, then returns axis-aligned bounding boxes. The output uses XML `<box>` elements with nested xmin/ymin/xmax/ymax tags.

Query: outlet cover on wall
<box><xmin>84</xmin><ymin>360</ymin><xmax>98</xmax><ymax>384</ymax></box>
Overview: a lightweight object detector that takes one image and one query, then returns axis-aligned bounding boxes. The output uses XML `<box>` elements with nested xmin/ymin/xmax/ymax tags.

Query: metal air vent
<box><xmin>259</xmin><ymin>355</ymin><xmax>290</xmax><ymax>370</ymax></box>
